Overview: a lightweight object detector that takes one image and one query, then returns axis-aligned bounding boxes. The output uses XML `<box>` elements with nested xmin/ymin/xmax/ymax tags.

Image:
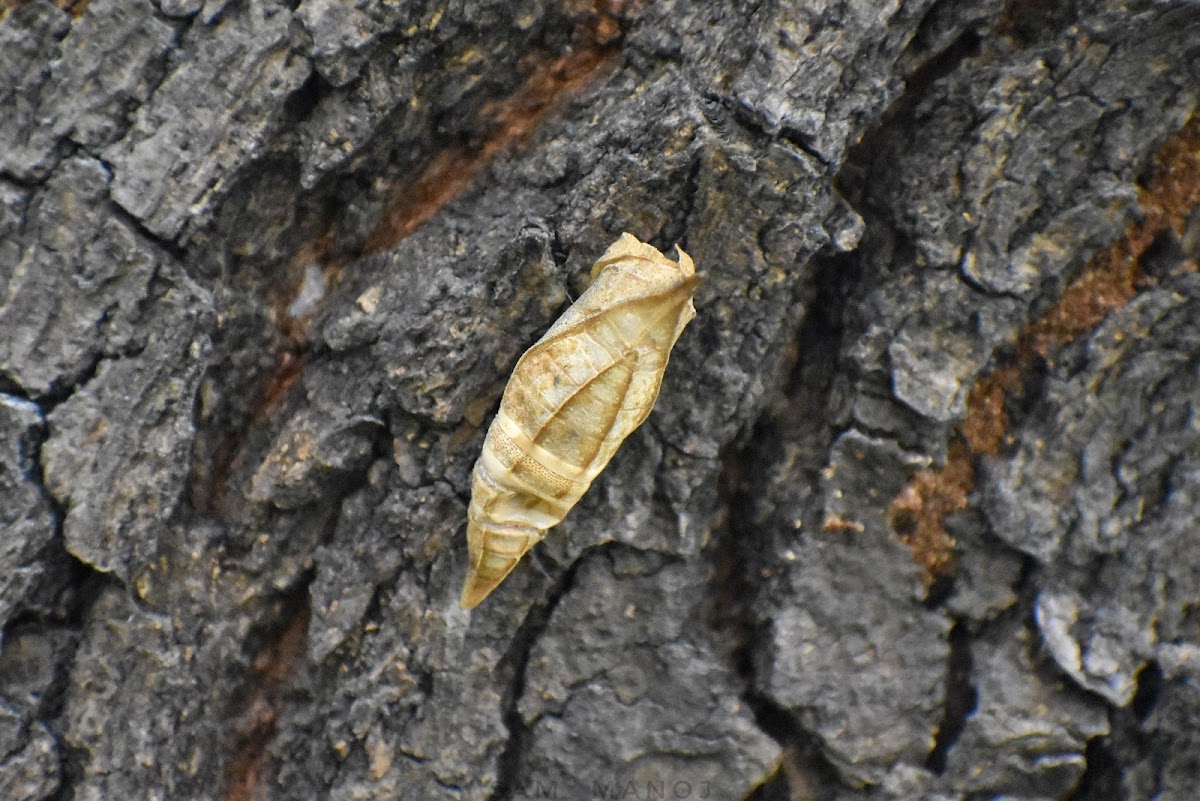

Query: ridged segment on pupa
<box><xmin>461</xmin><ymin>233</ymin><xmax>699</xmax><ymax>608</ymax></box>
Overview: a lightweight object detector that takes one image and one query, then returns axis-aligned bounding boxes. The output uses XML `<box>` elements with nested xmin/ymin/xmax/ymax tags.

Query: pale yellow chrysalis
<box><xmin>461</xmin><ymin>233</ymin><xmax>699</xmax><ymax>608</ymax></box>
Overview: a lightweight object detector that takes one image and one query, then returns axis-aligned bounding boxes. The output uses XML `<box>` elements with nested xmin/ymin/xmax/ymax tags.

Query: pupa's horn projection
<box><xmin>461</xmin><ymin>233</ymin><xmax>699</xmax><ymax>608</ymax></box>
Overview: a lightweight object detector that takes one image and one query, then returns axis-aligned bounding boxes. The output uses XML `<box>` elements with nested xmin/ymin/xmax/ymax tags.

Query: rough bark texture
<box><xmin>2</xmin><ymin>1</ymin><xmax>1199</xmax><ymax>800</ymax></box>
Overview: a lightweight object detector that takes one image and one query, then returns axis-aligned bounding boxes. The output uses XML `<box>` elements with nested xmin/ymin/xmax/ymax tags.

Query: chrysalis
<box><xmin>461</xmin><ymin>233</ymin><xmax>699</xmax><ymax>608</ymax></box>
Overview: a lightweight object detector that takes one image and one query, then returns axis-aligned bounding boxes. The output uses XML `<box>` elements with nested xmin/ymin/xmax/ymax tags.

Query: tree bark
<box><xmin>2</xmin><ymin>1</ymin><xmax>1199</xmax><ymax>800</ymax></box>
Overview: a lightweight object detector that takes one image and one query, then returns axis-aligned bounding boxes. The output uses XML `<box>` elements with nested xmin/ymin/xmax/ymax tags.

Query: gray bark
<box><xmin>2</xmin><ymin>1</ymin><xmax>1199</xmax><ymax>800</ymax></box>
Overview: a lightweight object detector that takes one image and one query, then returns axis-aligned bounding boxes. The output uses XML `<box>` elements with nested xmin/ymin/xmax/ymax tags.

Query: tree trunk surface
<box><xmin>2</xmin><ymin>1</ymin><xmax>1199</xmax><ymax>799</ymax></box>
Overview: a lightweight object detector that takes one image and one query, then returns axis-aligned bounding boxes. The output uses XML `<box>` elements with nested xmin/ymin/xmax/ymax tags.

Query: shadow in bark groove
<box><xmin>224</xmin><ymin>575</ymin><xmax>313</xmax><ymax>801</ymax></box>
<box><xmin>220</xmin><ymin>430</ymin><xmax>384</xmax><ymax>800</ymax></box>
<box><xmin>1064</xmin><ymin>661</ymin><xmax>1165</xmax><ymax>801</ymax></box>
<box><xmin>925</xmin><ymin>619</ymin><xmax>976</xmax><ymax>773</ymax></box>
<box><xmin>704</xmin><ymin>245</ymin><xmax>863</xmax><ymax>799</ymax></box>
<box><xmin>36</xmin><ymin>569</ymin><xmax>120</xmax><ymax>801</ymax></box>
<box><xmin>488</xmin><ymin>545</ymin><xmax>599</xmax><ymax>801</ymax></box>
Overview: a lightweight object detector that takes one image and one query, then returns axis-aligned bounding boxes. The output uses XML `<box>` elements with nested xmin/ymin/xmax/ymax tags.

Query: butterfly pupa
<box><xmin>461</xmin><ymin>233</ymin><xmax>699</xmax><ymax>608</ymax></box>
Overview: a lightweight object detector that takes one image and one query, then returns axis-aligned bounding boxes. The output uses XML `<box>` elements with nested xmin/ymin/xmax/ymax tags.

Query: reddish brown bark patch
<box><xmin>56</xmin><ymin>0</ymin><xmax>86</xmax><ymax>16</ymax></box>
<box><xmin>959</xmin><ymin>366</ymin><xmax>1021</xmax><ymax>458</ymax></box>
<box><xmin>0</xmin><ymin>0</ymin><xmax>91</xmax><ymax>17</ymax></box>
<box><xmin>891</xmin><ymin>111</ymin><xmax>1200</xmax><ymax>585</ymax></box>
<box><xmin>224</xmin><ymin>603</ymin><xmax>311</xmax><ymax>801</ymax></box>
<box><xmin>890</xmin><ymin>441</ymin><xmax>972</xmax><ymax>580</ymax></box>
<box><xmin>363</xmin><ymin>42</ymin><xmax>620</xmax><ymax>254</ymax></box>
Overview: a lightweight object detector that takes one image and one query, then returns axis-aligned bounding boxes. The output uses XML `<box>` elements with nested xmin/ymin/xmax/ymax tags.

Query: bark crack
<box><xmin>222</xmin><ymin>574</ymin><xmax>313</xmax><ymax>801</ymax></box>
<box><xmin>487</xmin><ymin>544</ymin><xmax>605</xmax><ymax>801</ymax></box>
<box><xmin>925</xmin><ymin>618</ymin><xmax>976</xmax><ymax>773</ymax></box>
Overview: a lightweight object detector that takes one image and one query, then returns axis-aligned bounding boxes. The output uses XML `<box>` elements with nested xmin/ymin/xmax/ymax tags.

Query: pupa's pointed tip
<box><xmin>460</xmin><ymin>532</ymin><xmax>535</xmax><ymax>609</ymax></box>
<box><xmin>673</xmin><ymin>243</ymin><xmax>694</xmax><ymax>274</ymax></box>
<box><xmin>460</xmin><ymin>569</ymin><xmax>505</xmax><ymax>610</ymax></box>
